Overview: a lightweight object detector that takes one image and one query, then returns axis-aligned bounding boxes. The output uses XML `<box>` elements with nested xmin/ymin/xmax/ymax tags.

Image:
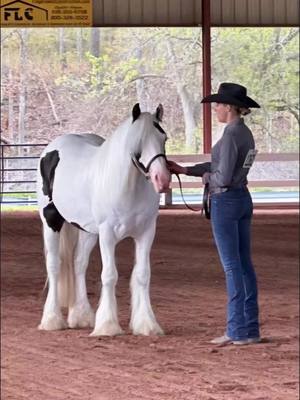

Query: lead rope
<box><xmin>132</xmin><ymin>153</ymin><xmax>211</xmax><ymax>218</ymax></box>
<box><xmin>202</xmin><ymin>183</ymin><xmax>211</xmax><ymax>220</ymax></box>
<box><xmin>174</xmin><ymin>173</ymin><xmax>210</xmax><ymax>219</ymax></box>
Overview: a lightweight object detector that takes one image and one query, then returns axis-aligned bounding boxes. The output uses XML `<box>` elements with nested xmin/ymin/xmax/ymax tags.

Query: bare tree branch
<box><xmin>129</xmin><ymin>74</ymin><xmax>167</xmax><ymax>83</ymax></box>
<box><xmin>35</xmin><ymin>70</ymin><xmax>61</xmax><ymax>125</ymax></box>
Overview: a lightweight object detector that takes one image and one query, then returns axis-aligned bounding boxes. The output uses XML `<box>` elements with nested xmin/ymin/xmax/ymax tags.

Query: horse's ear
<box><xmin>132</xmin><ymin>103</ymin><xmax>141</xmax><ymax>123</ymax></box>
<box><xmin>156</xmin><ymin>104</ymin><xmax>164</xmax><ymax>122</ymax></box>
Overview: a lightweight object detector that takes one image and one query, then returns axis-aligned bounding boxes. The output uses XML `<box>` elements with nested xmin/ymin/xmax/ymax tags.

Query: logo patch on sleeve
<box><xmin>243</xmin><ymin>149</ymin><xmax>258</xmax><ymax>168</ymax></box>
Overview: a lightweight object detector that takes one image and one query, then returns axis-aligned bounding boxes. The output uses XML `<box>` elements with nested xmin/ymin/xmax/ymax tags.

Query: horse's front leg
<box><xmin>130</xmin><ymin>220</ymin><xmax>164</xmax><ymax>336</ymax></box>
<box><xmin>68</xmin><ymin>231</ymin><xmax>98</xmax><ymax>329</ymax></box>
<box><xmin>90</xmin><ymin>225</ymin><xmax>123</xmax><ymax>336</ymax></box>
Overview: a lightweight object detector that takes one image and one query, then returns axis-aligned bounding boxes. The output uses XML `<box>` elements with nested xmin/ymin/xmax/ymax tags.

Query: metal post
<box><xmin>0</xmin><ymin>145</ymin><xmax>4</xmax><ymax>203</ymax></box>
<box><xmin>202</xmin><ymin>0</ymin><xmax>212</xmax><ymax>154</ymax></box>
<box><xmin>164</xmin><ymin>188</ymin><xmax>173</xmax><ymax>206</ymax></box>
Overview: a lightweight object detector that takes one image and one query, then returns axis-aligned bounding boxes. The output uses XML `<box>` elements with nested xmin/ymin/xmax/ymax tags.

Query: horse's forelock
<box><xmin>126</xmin><ymin>112</ymin><xmax>154</xmax><ymax>147</ymax></box>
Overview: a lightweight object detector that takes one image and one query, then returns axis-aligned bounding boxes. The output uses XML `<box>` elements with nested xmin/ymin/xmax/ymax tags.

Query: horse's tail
<box><xmin>58</xmin><ymin>223</ymin><xmax>79</xmax><ymax>308</ymax></box>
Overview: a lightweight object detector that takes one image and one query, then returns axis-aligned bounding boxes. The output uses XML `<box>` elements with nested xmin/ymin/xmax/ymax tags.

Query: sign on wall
<box><xmin>0</xmin><ymin>0</ymin><xmax>92</xmax><ymax>27</ymax></box>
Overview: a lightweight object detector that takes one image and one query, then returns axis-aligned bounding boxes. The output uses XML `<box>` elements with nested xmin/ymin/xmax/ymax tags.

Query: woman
<box><xmin>168</xmin><ymin>83</ymin><xmax>260</xmax><ymax>345</ymax></box>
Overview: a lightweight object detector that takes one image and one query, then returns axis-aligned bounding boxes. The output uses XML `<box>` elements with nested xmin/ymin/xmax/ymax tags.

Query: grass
<box><xmin>1</xmin><ymin>205</ymin><xmax>38</xmax><ymax>212</ymax></box>
<box><xmin>1</xmin><ymin>192</ymin><xmax>37</xmax><ymax>211</ymax></box>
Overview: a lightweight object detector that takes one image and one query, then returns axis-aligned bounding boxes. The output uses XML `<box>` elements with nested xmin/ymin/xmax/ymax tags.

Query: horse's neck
<box><xmin>96</xmin><ymin>131</ymin><xmax>141</xmax><ymax>200</ymax></box>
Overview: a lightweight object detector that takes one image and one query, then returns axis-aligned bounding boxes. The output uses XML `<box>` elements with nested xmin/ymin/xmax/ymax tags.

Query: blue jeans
<box><xmin>210</xmin><ymin>188</ymin><xmax>259</xmax><ymax>341</ymax></box>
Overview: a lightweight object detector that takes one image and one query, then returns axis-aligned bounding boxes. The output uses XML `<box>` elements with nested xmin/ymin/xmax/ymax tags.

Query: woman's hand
<box><xmin>167</xmin><ymin>160</ymin><xmax>187</xmax><ymax>175</ymax></box>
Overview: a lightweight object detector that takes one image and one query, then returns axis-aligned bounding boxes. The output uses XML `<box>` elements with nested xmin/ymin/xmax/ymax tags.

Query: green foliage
<box><xmin>211</xmin><ymin>27</ymin><xmax>299</xmax><ymax>152</ymax></box>
<box><xmin>68</xmin><ymin>52</ymin><xmax>141</xmax><ymax>97</ymax></box>
<box><xmin>166</xmin><ymin>127</ymin><xmax>203</xmax><ymax>154</ymax></box>
<box><xmin>1</xmin><ymin>206</ymin><xmax>38</xmax><ymax>212</ymax></box>
<box><xmin>166</xmin><ymin>138</ymin><xmax>187</xmax><ymax>154</ymax></box>
<box><xmin>1</xmin><ymin>27</ymin><xmax>299</xmax><ymax>154</ymax></box>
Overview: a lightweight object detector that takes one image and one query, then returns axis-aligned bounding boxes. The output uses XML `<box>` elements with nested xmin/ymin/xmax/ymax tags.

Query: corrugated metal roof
<box><xmin>93</xmin><ymin>0</ymin><xmax>299</xmax><ymax>27</ymax></box>
<box><xmin>212</xmin><ymin>0</ymin><xmax>300</xmax><ymax>26</ymax></box>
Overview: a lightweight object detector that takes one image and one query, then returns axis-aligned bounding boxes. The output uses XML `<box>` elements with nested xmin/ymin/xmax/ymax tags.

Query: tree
<box><xmin>211</xmin><ymin>27</ymin><xmax>299</xmax><ymax>152</ymax></box>
<box><xmin>0</xmin><ymin>27</ymin><xmax>298</xmax><ymax>153</ymax></box>
<box><xmin>58</xmin><ymin>28</ymin><xmax>67</xmax><ymax>71</ymax></box>
<box><xmin>17</xmin><ymin>29</ymin><xmax>27</xmax><ymax>149</ymax></box>
<box><xmin>90</xmin><ymin>28</ymin><xmax>100</xmax><ymax>57</ymax></box>
<box><xmin>76</xmin><ymin>28</ymin><xmax>83</xmax><ymax>62</ymax></box>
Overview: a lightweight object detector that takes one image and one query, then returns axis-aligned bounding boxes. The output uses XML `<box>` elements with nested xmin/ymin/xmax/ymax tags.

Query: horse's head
<box><xmin>131</xmin><ymin>103</ymin><xmax>171</xmax><ymax>193</ymax></box>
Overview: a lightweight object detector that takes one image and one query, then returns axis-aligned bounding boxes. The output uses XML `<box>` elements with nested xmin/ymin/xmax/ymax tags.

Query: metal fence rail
<box><xmin>1</xmin><ymin>143</ymin><xmax>299</xmax><ymax>207</ymax></box>
<box><xmin>1</xmin><ymin>143</ymin><xmax>47</xmax><ymax>205</ymax></box>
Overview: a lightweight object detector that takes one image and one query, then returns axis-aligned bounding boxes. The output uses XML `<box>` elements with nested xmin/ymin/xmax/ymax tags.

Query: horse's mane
<box><xmin>95</xmin><ymin>112</ymin><xmax>153</xmax><ymax>202</ymax></box>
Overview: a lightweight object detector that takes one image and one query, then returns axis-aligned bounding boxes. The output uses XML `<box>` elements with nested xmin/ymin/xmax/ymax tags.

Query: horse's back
<box><xmin>80</xmin><ymin>134</ymin><xmax>105</xmax><ymax>147</ymax></box>
<box><xmin>42</xmin><ymin>133</ymin><xmax>104</xmax><ymax>154</ymax></box>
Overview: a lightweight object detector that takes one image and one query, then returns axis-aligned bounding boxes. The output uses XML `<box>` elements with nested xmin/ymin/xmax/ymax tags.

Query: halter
<box><xmin>132</xmin><ymin>153</ymin><xmax>211</xmax><ymax>219</ymax></box>
<box><xmin>131</xmin><ymin>153</ymin><xmax>167</xmax><ymax>179</ymax></box>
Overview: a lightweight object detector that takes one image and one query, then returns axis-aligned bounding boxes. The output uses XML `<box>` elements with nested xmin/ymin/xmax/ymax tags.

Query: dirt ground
<box><xmin>1</xmin><ymin>210</ymin><xmax>299</xmax><ymax>400</ymax></box>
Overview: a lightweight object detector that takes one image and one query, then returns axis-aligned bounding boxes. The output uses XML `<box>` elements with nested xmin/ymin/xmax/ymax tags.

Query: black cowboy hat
<box><xmin>201</xmin><ymin>82</ymin><xmax>260</xmax><ymax>108</ymax></box>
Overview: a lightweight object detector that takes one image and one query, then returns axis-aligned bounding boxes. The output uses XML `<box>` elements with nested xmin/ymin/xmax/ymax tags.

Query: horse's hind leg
<box><xmin>68</xmin><ymin>231</ymin><xmax>98</xmax><ymax>329</ymax></box>
<box><xmin>90</xmin><ymin>225</ymin><xmax>123</xmax><ymax>336</ymax></box>
<box><xmin>39</xmin><ymin>223</ymin><xmax>67</xmax><ymax>330</ymax></box>
<box><xmin>130</xmin><ymin>220</ymin><xmax>164</xmax><ymax>335</ymax></box>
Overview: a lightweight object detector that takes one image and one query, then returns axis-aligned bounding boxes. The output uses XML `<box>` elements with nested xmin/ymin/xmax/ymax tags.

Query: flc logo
<box><xmin>0</xmin><ymin>0</ymin><xmax>48</xmax><ymax>25</ymax></box>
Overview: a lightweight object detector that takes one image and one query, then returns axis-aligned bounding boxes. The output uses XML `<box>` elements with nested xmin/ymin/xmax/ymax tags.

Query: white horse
<box><xmin>37</xmin><ymin>103</ymin><xmax>171</xmax><ymax>336</ymax></box>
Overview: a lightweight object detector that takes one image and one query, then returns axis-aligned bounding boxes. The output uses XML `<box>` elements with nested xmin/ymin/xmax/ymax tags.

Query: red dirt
<box><xmin>1</xmin><ymin>210</ymin><xmax>299</xmax><ymax>400</ymax></box>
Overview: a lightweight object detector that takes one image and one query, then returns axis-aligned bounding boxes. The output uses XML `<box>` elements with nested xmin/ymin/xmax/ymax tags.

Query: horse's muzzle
<box><xmin>151</xmin><ymin>171</ymin><xmax>171</xmax><ymax>193</ymax></box>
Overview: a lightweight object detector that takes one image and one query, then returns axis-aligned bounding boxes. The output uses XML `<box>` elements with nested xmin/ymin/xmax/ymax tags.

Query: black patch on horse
<box><xmin>40</xmin><ymin>150</ymin><xmax>65</xmax><ymax>232</ymax></box>
<box><xmin>43</xmin><ymin>202</ymin><xmax>65</xmax><ymax>232</ymax></box>
<box><xmin>71</xmin><ymin>222</ymin><xmax>86</xmax><ymax>231</ymax></box>
<box><xmin>40</xmin><ymin>150</ymin><xmax>60</xmax><ymax>201</ymax></box>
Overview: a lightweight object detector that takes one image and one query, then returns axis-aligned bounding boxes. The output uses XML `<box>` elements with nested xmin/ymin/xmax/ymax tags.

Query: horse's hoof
<box><xmin>38</xmin><ymin>314</ymin><xmax>67</xmax><ymax>331</ymax></box>
<box><xmin>131</xmin><ymin>322</ymin><xmax>164</xmax><ymax>336</ymax></box>
<box><xmin>90</xmin><ymin>321</ymin><xmax>124</xmax><ymax>337</ymax></box>
<box><xmin>68</xmin><ymin>306</ymin><xmax>95</xmax><ymax>329</ymax></box>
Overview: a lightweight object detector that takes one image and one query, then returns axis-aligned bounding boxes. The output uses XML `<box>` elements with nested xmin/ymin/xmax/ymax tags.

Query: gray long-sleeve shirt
<box><xmin>186</xmin><ymin>118</ymin><xmax>256</xmax><ymax>189</ymax></box>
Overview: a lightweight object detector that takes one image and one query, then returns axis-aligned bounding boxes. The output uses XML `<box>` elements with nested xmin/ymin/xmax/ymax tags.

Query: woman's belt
<box><xmin>209</xmin><ymin>187</ymin><xmax>228</xmax><ymax>195</ymax></box>
<box><xmin>203</xmin><ymin>185</ymin><xmax>248</xmax><ymax>220</ymax></box>
<box><xmin>209</xmin><ymin>185</ymin><xmax>248</xmax><ymax>195</ymax></box>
